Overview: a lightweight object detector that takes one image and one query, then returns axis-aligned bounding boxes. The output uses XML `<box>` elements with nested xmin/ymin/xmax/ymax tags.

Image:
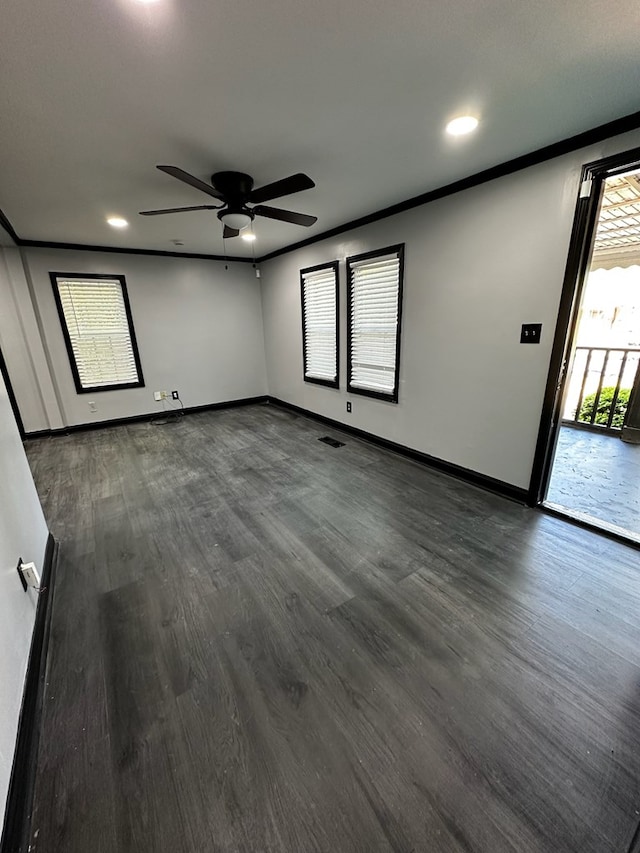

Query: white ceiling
<box><xmin>1</xmin><ymin>0</ymin><xmax>639</xmax><ymax>258</ymax></box>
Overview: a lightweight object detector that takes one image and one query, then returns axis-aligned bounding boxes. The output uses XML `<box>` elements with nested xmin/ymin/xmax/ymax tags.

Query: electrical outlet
<box><xmin>154</xmin><ymin>391</ymin><xmax>162</xmax><ymax>402</ymax></box>
<box><xmin>346</xmin><ymin>401</ymin><xmax>352</xmax><ymax>413</ymax></box>
<box><xmin>171</xmin><ymin>391</ymin><xmax>179</xmax><ymax>400</ymax></box>
<box><xmin>161</xmin><ymin>391</ymin><xmax>168</xmax><ymax>400</ymax></box>
<box><xmin>88</xmin><ymin>401</ymin><xmax>97</xmax><ymax>413</ymax></box>
<box><xmin>18</xmin><ymin>560</ymin><xmax>40</xmax><ymax>589</ymax></box>
<box><xmin>16</xmin><ymin>558</ymin><xmax>27</xmax><ymax>592</ymax></box>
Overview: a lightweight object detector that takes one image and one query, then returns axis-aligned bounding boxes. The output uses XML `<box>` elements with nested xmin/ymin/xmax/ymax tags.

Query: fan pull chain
<box><xmin>249</xmin><ymin>222</ymin><xmax>261</xmax><ymax>278</ymax></box>
<box><xmin>221</xmin><ymin>229</ymin><xmax>229</xmax><ymax>270</ymax></box>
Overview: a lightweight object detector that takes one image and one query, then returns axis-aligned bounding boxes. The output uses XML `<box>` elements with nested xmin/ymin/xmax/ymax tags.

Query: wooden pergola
<box><xmin>592</xmin><ymin>173</ymin><xmax>640</xmax><ymax>269</ymax></box>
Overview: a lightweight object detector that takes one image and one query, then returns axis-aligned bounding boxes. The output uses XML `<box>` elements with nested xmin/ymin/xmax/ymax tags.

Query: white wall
<box><xmin>0</xmin><ymin>370</ymin><xmax>49</xmax><ymax>825</ymax></box>
<box><xmin>20</xmin><ymin>249</ymin><xmax>267</xmax><ymax>428</ymax></box>
<box><xmin>261</xmin><ymin>128</ymin><xmax>640</xmax><ymax>491</ymax></box>
<box><xmin>0</xmin><ymin>249</ymin><xmax>63</xmax><ymax>433</ymax></box>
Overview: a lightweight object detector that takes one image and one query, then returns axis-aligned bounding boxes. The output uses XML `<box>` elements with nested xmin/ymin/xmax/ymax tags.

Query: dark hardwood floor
<box><xmin>25</xmin><ymin>403</ymin><xmax>640</xmax><ymax>852</ymax></box>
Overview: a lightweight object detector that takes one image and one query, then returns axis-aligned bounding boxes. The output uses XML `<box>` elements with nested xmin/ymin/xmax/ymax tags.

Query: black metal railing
<box><xmin>563</xmin><ymin>346</ymin><xmax>640</xmax><ymax>432</ymax></box>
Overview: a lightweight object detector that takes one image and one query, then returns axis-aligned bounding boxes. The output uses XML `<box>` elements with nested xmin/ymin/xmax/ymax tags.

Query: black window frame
<box><xmin>346</xmin><ymin>244</ymin><xmax>405</xmax><ymax>403</ymax></box>
<box><xmin>300</xmin><ymin>260</ymin><xmax>340</xmax><ymax>389</ymax></box>
<box><xmin>50</xmin><ymin>271</ymin><xmax>145</xmax><ymax>394</ymax></box>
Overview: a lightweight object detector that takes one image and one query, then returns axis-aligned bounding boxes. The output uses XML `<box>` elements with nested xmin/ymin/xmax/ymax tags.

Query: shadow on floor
<box><xmin>547</xmin><ymin>424</ymin><xmax>640</xmax><ymax>537</ymax></box>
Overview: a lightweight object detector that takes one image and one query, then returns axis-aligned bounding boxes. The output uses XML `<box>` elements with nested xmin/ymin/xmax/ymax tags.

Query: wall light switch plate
<box><xmin>88</xmin><ymin>401</ymin><xmax>97</xmax><ymax>413</ymax></box>
<box><xmin>154</xmin><ymin>391</ymin><xmax>162</xmax><ymax>402</ymax></box>
<box><xmin>520</xmin><ymin>323</ymin><xmax>542</xmax><ymax>344</ymax></box>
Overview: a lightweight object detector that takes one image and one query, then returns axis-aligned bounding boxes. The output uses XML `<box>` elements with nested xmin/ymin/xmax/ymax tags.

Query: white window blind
<box><xmin>54</xmin><ymin>276</ymin><xmax>142</xmax><ymax>390</ymax></box>
<box><xmin>348</xmin><ymin>249</ymin><xmax>403</xmax><ymax>398</ymax></box>
<box><xmin>301</xmin><ymin>264</ymin><xmax>338</xmax><ymax>385</ymax></box>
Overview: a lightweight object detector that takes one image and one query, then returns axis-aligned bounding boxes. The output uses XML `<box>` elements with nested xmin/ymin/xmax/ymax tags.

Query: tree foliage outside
<box><xmin>577</xmin><ymin>386</ymin><xmax>631</xmax><ymax>429</ymax></box>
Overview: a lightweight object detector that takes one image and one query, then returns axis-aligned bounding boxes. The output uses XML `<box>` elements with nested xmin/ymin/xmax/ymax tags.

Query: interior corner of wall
<box><xmin>5</xmin><ymin>248</ymin><xmax>65</xmax><ymax>431</ymax></box>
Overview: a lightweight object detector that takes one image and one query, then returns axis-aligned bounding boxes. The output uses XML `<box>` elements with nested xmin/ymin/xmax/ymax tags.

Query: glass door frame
<box><xmin>528</xmin><ymin>146</ymin><xmax>640</xmax><ymax>516</ymax></box>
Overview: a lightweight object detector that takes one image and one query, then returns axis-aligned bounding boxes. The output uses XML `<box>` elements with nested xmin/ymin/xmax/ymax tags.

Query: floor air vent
<box><xmin>318</xmin><ymin>436</ymin><xmax>345</xmax><ymax>448</ymax></box>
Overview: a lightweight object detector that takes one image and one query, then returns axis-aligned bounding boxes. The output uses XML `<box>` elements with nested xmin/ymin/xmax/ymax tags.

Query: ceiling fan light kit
<box><xmin>219</xmin><ymin>210</ymin><xmax>253</xmax><ymax>231</ymax></box>
<box><xmin>139</xmin><ymin>166</ymin><xmax>317</xmax><ymax>240</ymax></box>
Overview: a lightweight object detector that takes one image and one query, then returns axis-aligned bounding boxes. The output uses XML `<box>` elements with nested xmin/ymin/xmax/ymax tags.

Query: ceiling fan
<box><xmin>140</xmin><ymin>166</ymin><xmax>317</xmax><ymax>238</ymax></box>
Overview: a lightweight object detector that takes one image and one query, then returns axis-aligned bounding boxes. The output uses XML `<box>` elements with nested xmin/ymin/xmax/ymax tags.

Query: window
<box><xmin>50</xmin><ymin>272</ymin><xmax>144</xmax><ymax>393</ymax></box>
<box><xmin>347</xmin><ymin>245</ymin><xmax>404</xmax><ymax>402</ymax></box>
<box><xmin>300</xmin><ymin>261</ymin><xmax>339</xmax><ymax>388</ymax></box>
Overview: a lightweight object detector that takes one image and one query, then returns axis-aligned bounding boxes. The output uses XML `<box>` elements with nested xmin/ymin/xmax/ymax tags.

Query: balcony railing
<box><xmin>562</xmin><ymin>346</ymin><xmax>640</xmax><ymax>432</ymax></box>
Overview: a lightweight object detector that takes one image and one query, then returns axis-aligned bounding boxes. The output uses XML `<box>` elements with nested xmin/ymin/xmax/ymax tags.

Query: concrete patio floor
<box><xmin>546</xmin><ymin>425</ymin><xmax>640</xmax><ymax>538</ymax></box>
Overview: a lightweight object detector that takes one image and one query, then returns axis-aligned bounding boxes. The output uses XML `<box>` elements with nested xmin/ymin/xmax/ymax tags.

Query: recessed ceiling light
<box><xmin>107</xmin><ymin>216</ymin><xmax>128</xmax><ymax>228</ymax></box>
<box><xmin>241</xmin><ymin>231</ymin><xmax>256</xmax><ymax>242</ymax></box>
<box><xmin>445</xmin><ymin>116</ymin><xmax>479</xmax><ymax>136</ymax></box>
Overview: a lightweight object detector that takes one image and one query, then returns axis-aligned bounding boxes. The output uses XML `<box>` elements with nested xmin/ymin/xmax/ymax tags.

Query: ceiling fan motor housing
<box><xmin>213</xmin><ymin>172</ymin><xmax>255</xmax><ymax>227</ymax></box>
<box><xmin>212</xmin><ymin>171</ymin><xmax>253</xmax><ymax>203</ymax></box>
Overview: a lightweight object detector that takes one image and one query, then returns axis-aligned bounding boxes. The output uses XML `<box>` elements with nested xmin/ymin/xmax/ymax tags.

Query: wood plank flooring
<box><xmin>25</xmin><ymin>403</ymin><xmax>640</xmax><ymax>853</ymax></box>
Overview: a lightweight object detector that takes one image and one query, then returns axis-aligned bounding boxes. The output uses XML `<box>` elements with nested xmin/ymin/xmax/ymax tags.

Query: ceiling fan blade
<box><xmin>253</xmin><ymin>205</ymin><xmax>317</xmax><ymax>227</ymax></box>
<box><xmin>156</xmin><ymin>165</ymin><xmax>224</xmax><ymax>200</ymax></box>
<box><xmin>250</xmin><ymin>173</ymin><xmax>315</xmax><ymax>204</ymax></box>
<box><xmin>139</xmin><ymin>205</ymin><xmax>221</xmax><ymax>216</ymax></box>
<box><xmin>223</xmin><ymin>225</ymin><xmax>240</xmax><ymax>239</ymax></box>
